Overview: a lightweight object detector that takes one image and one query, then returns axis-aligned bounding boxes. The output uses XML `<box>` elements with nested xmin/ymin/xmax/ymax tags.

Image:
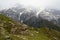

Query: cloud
<box><xmin>0</xmin><ymin>0</ymin><xmax>60</xmax><ymax>10</ymax></box>
<box><xmin>0</xmin><ymin>0</ymin><xmax>17</xmax><ymax>10</ymax></box>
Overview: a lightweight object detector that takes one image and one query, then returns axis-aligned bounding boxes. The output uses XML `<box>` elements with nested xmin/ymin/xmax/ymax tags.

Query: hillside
<box><xmin>0</xmin><ymin>14</ymin><xmax>60</xmax><ymax>40</ymax></box>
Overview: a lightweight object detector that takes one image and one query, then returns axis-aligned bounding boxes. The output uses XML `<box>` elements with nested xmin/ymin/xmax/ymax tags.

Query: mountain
<box><xmin>40</xmin><ymin>9</ymin><xmax>60</xmax><ymax>25</ymax></box>
<box><xmin>0</xmin><ymin>13</ymin><xmax>60</xmax><ymax>40</ymax></box>
<box><xmin>0</xmin><ymin>5</ymin><xmax>60</xmax><ymax>22</ymax></box>
<box><xmin>0</xmin><ymin>5</ymin><xmax>60</xmax><ymax>29</ymax></box>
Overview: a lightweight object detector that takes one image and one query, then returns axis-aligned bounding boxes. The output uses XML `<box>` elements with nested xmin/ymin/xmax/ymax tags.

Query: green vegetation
<box><xmin>0</xmin><ymin>14</ymin><xmax>60</xmax><ymax>40</ymax></box>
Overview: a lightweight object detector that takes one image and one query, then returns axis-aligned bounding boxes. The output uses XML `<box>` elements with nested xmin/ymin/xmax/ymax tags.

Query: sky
<box><xmin>0</xmin><ymin>0</ymin><xmax>60</xmax><ymax>10</ymax></box>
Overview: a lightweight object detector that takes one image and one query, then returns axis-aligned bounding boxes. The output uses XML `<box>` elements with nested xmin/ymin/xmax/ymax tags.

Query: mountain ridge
<box><xmin>0</xmin><ymin>5</ymin><xmax>60</xmax><ymax>27</ymax></box>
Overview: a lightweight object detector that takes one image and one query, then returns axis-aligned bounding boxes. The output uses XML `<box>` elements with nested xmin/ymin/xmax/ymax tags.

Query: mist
<box><xmin>0</xmin><ymin>0</ymin><xmax>60</xmax><ymax>10</ymax></box>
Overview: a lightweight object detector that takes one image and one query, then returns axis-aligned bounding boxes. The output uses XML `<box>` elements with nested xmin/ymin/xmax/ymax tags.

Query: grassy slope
<box><xmin>0</xmin><ymin>14</ymin><xmax>60</xmax><ymax>40</ymax></box>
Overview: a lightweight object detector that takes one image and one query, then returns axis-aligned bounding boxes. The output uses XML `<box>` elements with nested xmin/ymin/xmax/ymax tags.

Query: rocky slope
<box><xmin>0</xmin><ymin>14</ymin><xmax>60</xmax><ymax>40</ymax></box>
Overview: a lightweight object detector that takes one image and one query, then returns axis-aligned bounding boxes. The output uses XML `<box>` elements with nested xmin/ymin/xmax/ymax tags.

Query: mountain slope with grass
<box><xmin>0</xmin><ymin>14</ymin><xmax>60</xmax><ymax>40</ymax></box>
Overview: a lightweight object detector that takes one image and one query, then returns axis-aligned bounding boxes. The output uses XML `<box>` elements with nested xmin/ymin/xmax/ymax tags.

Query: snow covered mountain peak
<box><xmin>0</xmin><ymin>4</ymin><xmax>60</xmax><ymax>22</ymax></box>
<box><xmin>38</xmin><ymin>9</ymin><xmax>58</xmax><ymax>21</ymax></box>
